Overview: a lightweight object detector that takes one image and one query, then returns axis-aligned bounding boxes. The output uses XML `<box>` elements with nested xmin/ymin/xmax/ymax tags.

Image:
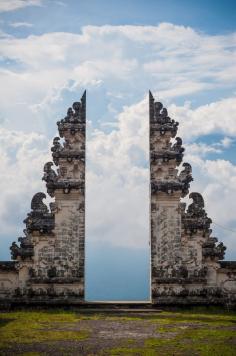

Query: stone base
<box><xmin>152</xmin><ymin>296</ymin><xmax>236</xmax><ymax>308</ymax></box>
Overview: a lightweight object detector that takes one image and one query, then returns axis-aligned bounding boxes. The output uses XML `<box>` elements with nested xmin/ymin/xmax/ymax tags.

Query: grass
<box><xmin>0</xmin><ymin>307</ymin><xmax>235</xmax><ymax>355</ymax></box>
<box><xmin>0</xmin><ymin>310</ymin><xmax>89</xmax><ymax>349</ymax></box>
<box><xmin>104</xmin><ymin>308</ymin><xmax>236</xmax><ymax>356</ymax></box>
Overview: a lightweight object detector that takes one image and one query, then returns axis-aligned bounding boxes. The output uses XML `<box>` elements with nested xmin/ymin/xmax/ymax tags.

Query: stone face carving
<box><xmin>51</xmin><ymin>137</ymin><xmax>63</xmax><ymax>165</ymax></box>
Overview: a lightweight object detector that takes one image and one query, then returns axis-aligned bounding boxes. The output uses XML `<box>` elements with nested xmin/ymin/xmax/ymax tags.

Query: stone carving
<box><xmin>151</xmin><ymin>180</ymin><xmax>190</xmax><ymax>195</ymax></box>
<box><xmin>10</xmin><ymin>229</ymin><xmax>34</xmax><ymax>260</ymax></box>
<box><xmin>10</xmin><ymin>232</ymin><xmax>34</xmax><ymax>261</ymax></box>
<box><xmin>154</xmin><ymin>102</ymin><xmax>170</xmax><ymax>124</ymax></box>
<box><xmin>150</xmin><ymin>163</ymin><xmax>192</xmax><ymax>196</ymax></box>
<box><xmin>24</xmin><ymin>192</ymin><xmax>54</xmax><ymax>234</ymax></box>
<box><xmin>172</xmin><ymin>137</ymin><xmax>184</xmax><ymax>154</ymax></box>
<box><xmin>178</xmin><ymin>163</ymin><xmax>193</xmax><ymax>195</ymax></box>
<box><xmin>188</xmin><ymin>192</ymin><xmax>205</xmax><ymax>213</ymax></box>
<box><xmin>0</xmin><ymin>90</ymin><xmax>235</xmax><ymax>307</ymax></box>
<box><xmin>51</xmin><ymin>137</ymin><xmax>63</xmax><ymax>165</ymax></box>
<box><xmin>42</xmin><ymin>162</ymin><xmax>58</xmax><ymax>184</ymax></box>
<box><xmin>43</xmin><ymin>161</ymin><xmax>75</xmax><ymax>197</ymax></box>
<box><xmin>150</xmin><ymin>137</ymin><xmax>184</xmax><ymax>164</ymax></box>
<box><xmin>51</xmin><ymin>136</ymin><xmax>85</xmax><ymax>166</ymax></box>
<box><xmin>31</xmin><ymin>192</ymin><xmax>48</xmax><ymax>212</ymax></box>
<box><xmin>150</xmin><ymin>91</ymin><xmax>236</xmax><ymax>306</ymax></box>
<box><xmin>149</xmin><ymin>92</ymin><xmax>179</xmax><ymax>136</ymax></box>
<box><xmin>57</xmin><ymin>91</ymin><xmax>86</xmax><ymax>138</ymax></box>
<box><xmin>202</xmin><ymin>238</ymin><xmax>226</xmax><ymax>260</ymax></box>
<box><xmin>0</xmin><ymin>261</ymin><xmax>17</xmax><ymax>271</ymax></box>
<box><xmin>182</xmin><ymin>192</ymin><xmax>212</xmax><ymax>236</ymax></box>
<box><xmin>51</xmin><ymin>137</ymin><xmax>62</xmax><ymax>153</ymax></box>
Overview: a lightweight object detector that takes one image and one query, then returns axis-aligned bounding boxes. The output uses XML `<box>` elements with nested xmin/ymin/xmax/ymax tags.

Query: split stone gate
<box><xmin>0</xmin><ymin>91</ymin><xmax>236</xmax><ymax>306</ymax></box>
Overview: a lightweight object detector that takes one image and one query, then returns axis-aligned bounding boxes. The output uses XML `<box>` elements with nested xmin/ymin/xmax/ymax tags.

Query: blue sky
<box><xmin>0</xmin><ymin>0</ymin><xmax>236</xmax><ymax>300</ymax></box>
<box><xmin>1</xmin><ymin>0</ymin><xmax>236</xmax><ymax>35</ymax></box>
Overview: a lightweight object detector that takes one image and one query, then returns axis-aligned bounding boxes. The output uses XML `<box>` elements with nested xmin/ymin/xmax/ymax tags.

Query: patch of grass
<box><xmin>1</xmin><ymin>308</ymin><xmax>236</xmax><ymax>355</ymax></box>
<box><xmin>20</xmin><ymin>353</ymin><xmax>43</xmax><ymax>356</ymax></box>
<box><xmin>107</xmin><ymin>328</ymin><xmax>236</xmax><ymax>356</ymax></box>
<box><xmin>105</xmin><ymin>308</ymin><xmax>236</xmax><ymax>356</ymax></box>
<box><xmin>107</xmin><ymin>347</ymin><xmax>157</xmax><ymax>356</ymax></box>
<box><xmin>104</xmin><ymin>316</ymin><xmax>143</xmax><ymax>321</ymax></box>
<box><xmin>0</xmin><ymin>311</ymin><xmax>89</xmax><ymax>349</ymax></box>
<box><xmin>147</xmin><ymin>309</ymin><xmax>236</xmax><ymax>327</ymax></box>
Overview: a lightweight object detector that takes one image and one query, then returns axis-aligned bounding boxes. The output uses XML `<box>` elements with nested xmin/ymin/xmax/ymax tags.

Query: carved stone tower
<box><xmin>42</xmin><ymin>90</ymin><xmax>86</xmax><ymax>296</ymax></box>
<box><xmin>149</xmin><ymin>91</ymin><xmax>236</xmax><ymax>305</ymax></box>
<box><xmin>0</xmin><ymin>91</ymin><xmax>86</xmax><ymax>302</ymax></box>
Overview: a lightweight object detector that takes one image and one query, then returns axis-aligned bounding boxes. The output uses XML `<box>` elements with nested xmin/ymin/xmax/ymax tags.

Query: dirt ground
<box><xmin>0</xmin><ymin>308</ymin><xmax>236</xmax><ymax>355</ymax></box>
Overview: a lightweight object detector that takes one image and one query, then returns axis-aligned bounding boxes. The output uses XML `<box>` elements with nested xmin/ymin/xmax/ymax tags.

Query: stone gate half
<box><xmin>0</xmin><ymin>92</ymin><xmax>86</xmax><ymax>303</ymax></box>
<box><xmin>149</xmin><ymin>91</ymin><xmax>236</xmax><ymax>306</ymax></box>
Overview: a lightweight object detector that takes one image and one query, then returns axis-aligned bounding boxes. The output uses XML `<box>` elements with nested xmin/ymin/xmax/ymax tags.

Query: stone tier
<box><xmin>46</xmin><ymin>180</ymin><xmax>85</xmax><ymax>197</ymax></box>
<box><xmin>52</xmin><ymin>149</ymin><xmax>85</xmax><ymax>165</ymax></box>
<box><xmin>10</xmin><ymin>239</ymin><xmax>34</xmax><ymax>260</ymax></box>
<box><xmin>150</xmin><ymin>150</ymin><xmax>183</xmax><ymax>164</ymax></box>
<box><xmin>151</xmin><ymin>180</ymin><xmax>191</xmax><ymax>196</ymax></box>
<box><xmin>57</xmin><ymin>122</ymin><xmax>85</xmax><ymax>137</ymax></box>
<box><xmin>0</xmin><ymin>261</ymin><xmax>18</xmax><ymax>271</ymax></box>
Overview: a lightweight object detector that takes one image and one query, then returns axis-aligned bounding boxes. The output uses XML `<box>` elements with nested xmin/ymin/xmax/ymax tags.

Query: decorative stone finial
<box><xmin>24</xmin><ymin>192</ymin><xmax>54</xmax><ymax>234</ymax></box>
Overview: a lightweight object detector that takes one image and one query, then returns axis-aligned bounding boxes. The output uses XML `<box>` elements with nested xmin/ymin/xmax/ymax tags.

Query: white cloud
<box><xmin>86</xmin><ymin>96</ymin><xmax>236</xmax><ymax>258</ymax></box>
<box><xmin>217</xmin><ymin>136</ymin><xmax>234</xmax><ymax>148</ymax></box>
<box><xmin>169</xmin><ymin>97</ymin><xmax>236</xmax><ymax>141</ymax></box>
<box><xmin>10</xmin><ymin>22</ymin><xmax>33</xmax><ymax>28</ymax></box>
<box><xmin>184</xmin><ymin>156</ymin><xmax>236</xmax><ymax>258</ymax></box>
<box><xmin>0</xmin><ymin>93</ymin><xmax>236</xmax><ymax>260</ymax></box>
<box><xmin>185</xmin><ymin>142</ymin><xmax>222</xmax><ymax>156</ymax></box>
<box><xmin>85</xmin><ymin>95</ymin><xmax>236</xmax><ymax>257</ymax></box>
<box><xmin>0</xmin><ymin>23</ymin><xmax>236</xmax><ymax>259</ymax></box>
<box><xmin>0</xmin><ymin>127</ymin><xmax>50</xmax><ymax>239</ymax></box>
<box><xmin>0</xmin><ymin>23</ymin><xmax>235</xmax><ymax>126</ymax></box>
<box><xmin>0</xmin><ymin>0</ymin><xmax>42</xmax><ymax>12</ymax></box>
<box><xmin>53</xmin><ymin>1</ymin><xmax>66</xmax><ymax>6</ymax></box>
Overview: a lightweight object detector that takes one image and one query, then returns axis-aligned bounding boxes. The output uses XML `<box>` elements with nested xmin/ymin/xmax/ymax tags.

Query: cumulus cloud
<box><xmin>85</xmin><ymin>94</ymin><xmax>236</xmax><ymax>257</ymax></box>
<box><xmin>184</xmin><ymin>156</ymin><xmax>236</xmax><ymax>258</ymax></box>
<box><xmin>185</xmin><ymin>143</ymin><xmax>222</xmax><ymax>156</ymax></box>
<box><xmin>86</xmin><ymin>97</ymin><xmax>149</xmax><ymax>249</ymax></box>
<box><xmin>0</xmin><ymin>127</ymin><xmax>50</xmax><ymax>238</ymax></box>
<box><xmin>0</xmin><ymin>23</ymin><xmax>236</xmax><ymax>260</ymax></box>
<box><xmin>0</xmin><ymin>93</ymin><xmax>236</xmax><ymax>259</ymax></box>
<box><xmin>0</xmin><ymin>0</ymin><xmax>42</xmax><ymax>13</ymax></box>
<box><xmin>0</xmin><ymin>23</ymin><xmax>235</xmax><ymax>131</ymax></box>
<box><xmin>217</xmin><ymin>137</ymin><xmax>234</xmax><ymax>148</ymax></box>
<box><xmin>168</xmin><ymin>97</ymin><xmax>236</xmax><ymax>141</ymax></box>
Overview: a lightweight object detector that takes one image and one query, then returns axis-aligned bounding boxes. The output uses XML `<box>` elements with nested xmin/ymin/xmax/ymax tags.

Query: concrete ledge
<box><xmin>219</xmin><ymin>261</ymin><xmax>236</xmax><ymax>269</ymax></box>
<box><xmin>0</xmin><ymin>261</ymin><xmax>18</xmax><ymax>271</ymax></box>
